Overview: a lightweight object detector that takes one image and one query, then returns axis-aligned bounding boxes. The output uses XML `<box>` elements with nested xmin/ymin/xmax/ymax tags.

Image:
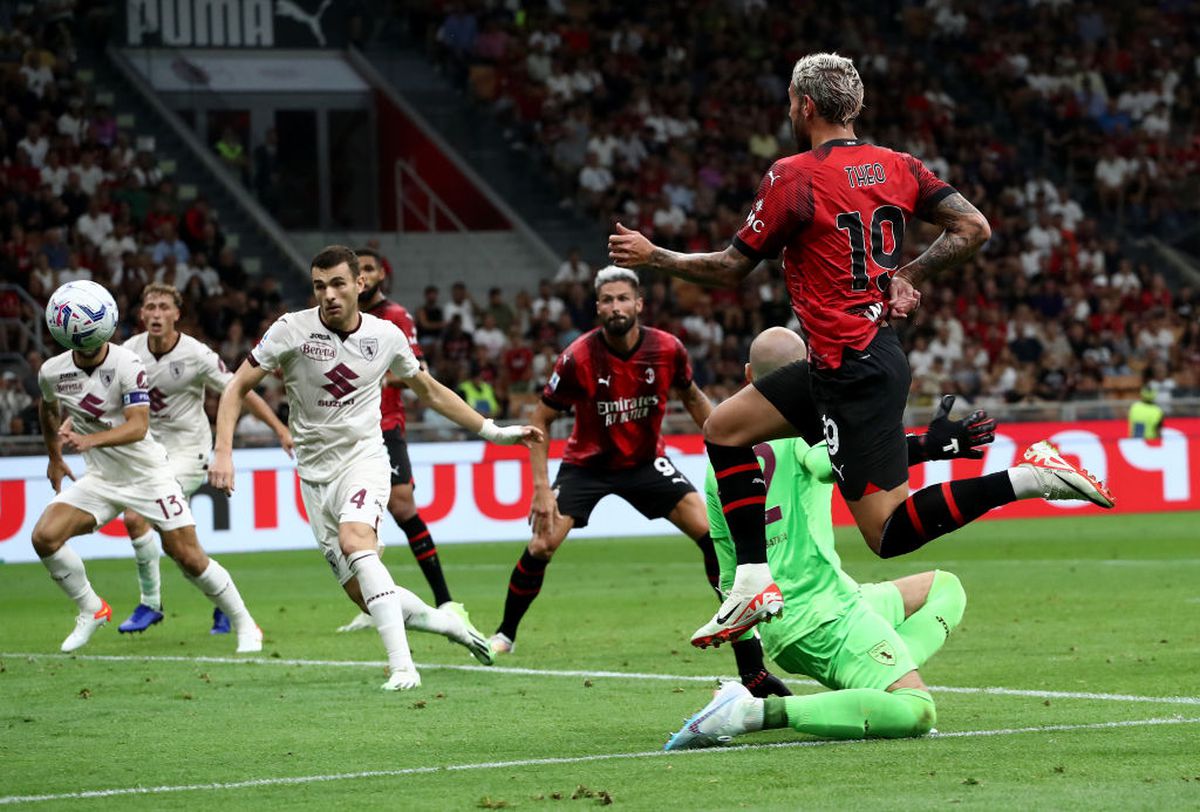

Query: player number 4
<box><xmin>349</xmin><ymin>488</ymin><xmax>368</xmax><ymax>510</ymax></box>
<box><xmin>835</xmin><ymin>205</ymin><xmax>905</xmax><ymax>292</ymax></box>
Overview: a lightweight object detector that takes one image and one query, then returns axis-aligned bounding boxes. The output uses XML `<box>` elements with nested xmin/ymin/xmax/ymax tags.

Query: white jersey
<box><xmin>123</xmin><ymin>331</ymin><xmax>232</xmax><ymax>455</ymax></box>
<box><xmin>38</xmin><ymin>344</ymin><xmax>171</xmax><ymax>482</ymax></box>
<box><xmin>250</xmin><ymin>307</ymin><xmax>421</xmax><ymax>483</ymax></box>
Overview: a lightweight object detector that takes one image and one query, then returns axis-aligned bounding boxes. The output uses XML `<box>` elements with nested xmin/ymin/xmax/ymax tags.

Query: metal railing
<box><xmin>393</xmin><ymin>158</ymin><xmax>501</xmax><ymax>276</ymax></box>
<box><xmin>0</xmin><ymin>284</ymin><xmax>46</xmax><ymax>356</ymax></box>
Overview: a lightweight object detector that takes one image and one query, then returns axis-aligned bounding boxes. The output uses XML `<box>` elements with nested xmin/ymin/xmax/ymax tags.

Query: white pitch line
<box><xmin>1</xmin><ymin>716</ymin><xmax>1197</xmax><ymax>807</ymax></box>
<box><xmin>6</xmin><ymin>651</ymin><xmax>1200</xmax><ymax>707</ymax></box>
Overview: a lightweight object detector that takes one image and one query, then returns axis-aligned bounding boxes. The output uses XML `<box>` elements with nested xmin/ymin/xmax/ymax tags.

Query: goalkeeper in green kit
<box><xmin>666</xmin><ymin>328</ymin><xmax>992</xmax><ymax>749</ymax></box>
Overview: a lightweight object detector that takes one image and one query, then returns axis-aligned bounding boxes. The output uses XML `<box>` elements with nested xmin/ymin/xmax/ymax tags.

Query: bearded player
<box><xmin>668</xmin><ymin>327</ymin><xmax>971</xmax><ymax>749</ymax></box>
<box><xmin>610</xmin><ymin>53</ymin><xmax>1114</xmax><ymax>648</ymax></box>
<box><xmin>117</xmin><ymin>283</ymin><xmax>293</xmax><ymax>635</ymax></box>
<box><xmin>491</xmin><ymin>266</ymin><xmax>789</xmax><ymax>698</ymax></box>
<box><xmin>334</xmin><ymin>247</ymin><xmax>456</xmax><ymax>634</ymax></box>
<box><xmin>34</xmin><ymin>281</ymin><xmax>262</xmax><ymax>653</ymax></box>
<box><xmin>211</xmin><ymin>246</ymin><xmax>543</xmax><ymax>691</ymax></box>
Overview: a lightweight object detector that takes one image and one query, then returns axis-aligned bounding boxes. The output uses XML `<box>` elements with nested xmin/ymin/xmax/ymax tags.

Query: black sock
<box><xmin>878</xmin><ymin>472</ymin><xmax>1017</xmax><ymax>558</ymax></box>
<box><xmin>732</xmin><ymin>637</ymin><xmax>793</xmax><ymax>698</ymax></box>
<box><xmin>706</xmin><ymin>441</ymin><xmax>767</xmax><ymax>565</ymax></box>
<box><xmin>400</xmin><ymin>514</ymin><xmax>451</xmax><ymax>606</ymax></box>
<box><xmin>497</xmin><ymin>549</ymin><xmax>549</xmax><ymax>640</ymax></box>
<box><xmin>691</xmin><ymin>532</ymin><xmax>721</xmax><ymax>597</ymax></box>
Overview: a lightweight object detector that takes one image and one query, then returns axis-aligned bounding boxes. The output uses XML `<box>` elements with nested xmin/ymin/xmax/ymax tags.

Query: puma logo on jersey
<box><xmin>597</xmin><ymin>375</ymin><xmax>610</xmax><ymax>386</ymax></box>
<box><xmin>767</xmin><ymin>169</ymin><xmax>779</xmax><ymax>186</ymax></box>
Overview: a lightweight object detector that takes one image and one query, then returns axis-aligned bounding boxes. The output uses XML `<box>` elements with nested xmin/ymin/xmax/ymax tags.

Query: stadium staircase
<box><xmin>74</xmin><ymin>44</ymin><xmax>309</xmax><ymax>295</ymax></box>
<box><xmin>360</xmin><ymin>39</ymin><xmax>610</xmax><ymax>268</ymax></box>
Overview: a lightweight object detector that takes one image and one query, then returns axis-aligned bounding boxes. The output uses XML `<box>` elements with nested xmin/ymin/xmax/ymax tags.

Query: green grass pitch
<box><xmin>2</xmin><ymin>512</ymin><xmax>1198</xmax><ymax>809</ymax></box>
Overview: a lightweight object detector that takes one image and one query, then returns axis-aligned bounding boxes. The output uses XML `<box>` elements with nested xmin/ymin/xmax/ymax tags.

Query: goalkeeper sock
<box><xmin>399</xmin><ymin>514</ymin><xmax>452</xmax><ymax>606</ymax></box>
<box><xmin>897</xmin><ymin>570</ymin><xmax>966</xmax><ymax>667</ymax></box>
<box><xmin>497</xmin><ymin>548</ymin><xmax>548</xmax><ymax>640</ymax></box>
<box><xmin>129</xmin><ymin>530</ymin><xmax>162</xmax><ymax>611</ymax></box>
<box><xmin>691</xmin><ymin>532</ymin><xmax>721</xmax><ymax>596</ymax></box>
<box><xmin>764</xmin><ymin>687</ymin><xmax>936</xmax><ymax>739</ymax></box>
<box><xmin>348</xmin><ymin>550</ymin><xmax>414</xmax><ymax>674</ymax></box>
<box><xmin>707</xmin><ymin>441</ymin><xmax>767</xmax><ymax>564</ymax></box>
<box><xmin>877</xmin><ymin>473</ymin><xmax>1016</xmax><ymax>558</ymax></box>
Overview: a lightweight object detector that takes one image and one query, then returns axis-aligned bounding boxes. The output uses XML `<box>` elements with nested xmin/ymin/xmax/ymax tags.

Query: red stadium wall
<box><xmin>375</xmin><ymin>90</ymin><xmax>510</xmax><ymax>231</ymax></box>
<box><xmin>0</xmin><ymin>419</ymin><xmax>1194</xmax><ymax>563</ymax></box>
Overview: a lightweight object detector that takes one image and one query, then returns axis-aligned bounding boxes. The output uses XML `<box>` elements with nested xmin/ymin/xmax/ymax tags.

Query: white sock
<box><xmin>129</xmin><ymin>531</ymin><xmax>162</xmax><ymax>610</ymax></box>
<box><xmin>186</xmin><ymin>559</ymin><xmax>253</xmax><ymax>631</ymax></box>
<box><xmin>396</xmin><ymin>588</ymin><xmax>460</xmax><ymax>640</ymax></box>
<box><xmin>1007</xmin><ymin>466</ymin><xmax>1041</xmax><ymax>500</ymax></box>
<box><xmin>732</xmin><ymin>562</ymin><xmax>773</xmax><ymax>592</ymax></box>
<box><xmin>41</xmin><ymin>546</ymin><xmax>102</xmax><ymax>614</ymax></box>
<box><xmin>348</xmin><ymin>550</ymin><xmax>414</xmax><ymax>673</ymax></box>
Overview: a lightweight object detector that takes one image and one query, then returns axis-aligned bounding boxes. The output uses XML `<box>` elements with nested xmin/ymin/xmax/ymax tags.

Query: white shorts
<box><xmin>299</xmin><ymin>457</ymin><xmax>389</xmax><ymax>585</ymax></box>
<box><xmin>53</xmin><ymin>472</ymin><xmax>195</xmax><ymax>532</ymax></box>
<box><xmin>166</xmin><ymin>447</ymin><xmax>209</xmax><ymax>496</ymax></box>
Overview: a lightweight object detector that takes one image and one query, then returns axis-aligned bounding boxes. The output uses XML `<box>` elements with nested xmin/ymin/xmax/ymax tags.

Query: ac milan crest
<box><xmin>360</xmin><ymin>338</ymin><xmax>379</xmax><ymax>361</ymax></box>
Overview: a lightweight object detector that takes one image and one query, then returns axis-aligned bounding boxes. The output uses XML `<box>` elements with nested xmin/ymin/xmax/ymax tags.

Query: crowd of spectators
<box><xmin>401</xmin><ymin>0</ymin><xmax>1200</xmax><ymax>415</ymax></box>
<box><xmin>0</xmin><ymin>6</ymin><xmax>284</xmax><ymax>438</ymax></box>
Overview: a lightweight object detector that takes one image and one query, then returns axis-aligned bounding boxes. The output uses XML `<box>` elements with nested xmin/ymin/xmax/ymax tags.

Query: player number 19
<box><xmin>836</xmin><ymin>205</ymin><xmax>906</xmax><ymax>292</ymax></box>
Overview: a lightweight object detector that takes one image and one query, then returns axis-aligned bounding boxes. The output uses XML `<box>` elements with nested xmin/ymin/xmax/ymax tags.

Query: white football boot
<box><xmin>1019</xmin><ymin>441</ymin><xmax>1115</xmax><ymax>508</ymax></box>
<box><xmin>337</xmin><ymin>612</ymin><xmax>375</xmax><ymax>633</ymax></box>
<box><xmin>235</xmin><ymin>624</ymin><xmax>264</xmax><ymax>653</ymax></box>
<box><xmin>691</xmin><ymin>563</ymin><xmax>783</xmax><ymax>649</ymax></box>
<box><xmin>381</xmin><ymin>668</ymin><xmax>422</xmax><ymax>691</ymax></box>
<box><xmin>489</xmin><ymin>632</ymin><xmax>514</xmax><ymax>655</ymax></box>
<box><xmin>665</xmin><ymin>681</ymin><xmax>763</xmax><ymax>751</ymax></box>
<box><xmin>61</xmin><ymin>599</ymin><xmax>112</xmax><ymax>652</ymax></box>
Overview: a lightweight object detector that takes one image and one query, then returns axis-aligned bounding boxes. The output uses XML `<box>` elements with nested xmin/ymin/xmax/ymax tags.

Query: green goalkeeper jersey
<box><xmin>705</xmin><ymin>436</ymin><xmax>862</xmax><ymax>660</ymax></box>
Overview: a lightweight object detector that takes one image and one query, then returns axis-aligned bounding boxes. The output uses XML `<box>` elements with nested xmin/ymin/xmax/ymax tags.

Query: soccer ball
<box><xmin>45</xmin><ymin>281</ymin><xmax>119</xmax><ymax>352</ymax></box>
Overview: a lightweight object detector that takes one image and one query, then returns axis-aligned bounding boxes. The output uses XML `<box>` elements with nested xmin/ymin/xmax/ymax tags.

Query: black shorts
<box><xmin>553</xmin><ymin>456</ymin><xmax>695</xmax><ymax>529</ymax></box>
<box><xmin>809</xmin><ymin>327</ymin><xmax>910</xmax><ymax>501</ymax></box>
<box><xmin>752</xmin><ymin>359</ymin><xmax>824</xmax><ymax>447</ymax></box>
<box><xmin>382</xmin><ymin>427</ymin><xmax>413</xmax><ymax>487</ymax></box>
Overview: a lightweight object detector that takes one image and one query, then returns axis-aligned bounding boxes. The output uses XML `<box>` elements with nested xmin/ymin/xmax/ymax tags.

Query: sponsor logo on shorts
<box><xmin>302</xmin><ymin>340</ymin><xmax>337</xmax><ymax>361</ymax></box>
<box><xmin>869</xmin><ymin>640</ymin><xmax>896</xmax><ymax>666</ymax></box>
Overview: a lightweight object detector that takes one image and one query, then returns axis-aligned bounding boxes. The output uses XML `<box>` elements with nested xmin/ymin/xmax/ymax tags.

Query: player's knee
<box><xmin>527</xmin><ymin>532</ymin><xmax>562</xmax><ymax>560</ymax></box>
<box><xmin>388</xmin><ymin>490</ymin><xmax>416</xmax><ymax>521</ymax></box>
<box><xmin>31</xmin><ymin>516</ymin><xmax>64</xmax><ymax>556</ymax></box>
<box><xmin>339</xmin><ymin>523</ymin><xmax>377</xmax><ymax>557</ymax></box>
<box><xmin>910</xmin><ymin>697</ymin><xmax>937</xmax><ymax>737</ymax></box>
<box><xmin>123</xmin><ymin>511</ymin><xmax>150</xmax><ymax>538</ymax></box>
<box><xmin>160</xmin><ymin>528</ymin><xmax>207</xmax><ymax>574</ymax></box>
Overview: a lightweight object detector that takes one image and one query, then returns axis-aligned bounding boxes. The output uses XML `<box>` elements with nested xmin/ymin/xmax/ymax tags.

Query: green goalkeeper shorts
<box><xmin>772</xmin><ymin>600</ymin><xmax>917</xmax><ymax>693</ymax></box>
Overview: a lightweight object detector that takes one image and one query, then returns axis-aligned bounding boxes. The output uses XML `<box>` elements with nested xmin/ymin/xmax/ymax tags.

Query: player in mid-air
<box><xmin>609</xmin><ymin>53</ymin><xmax>1114</xmax><ymax>648</ymax></box>
<box><xmin>335</xmin><ymin>247</ymin><xmax>458</xmax><ymax>634</ymax></box>
<box><xmin>210</xmin><ymin>246</ymin><xmax>544</xmax><ymax>691</ymax></box>
<box><xmin>667</xmin><ymin>328</ymin><xmax>971</xmax><ymax>749</ymax></box>
<box><xmin>491</xmin><ymin>266</ymin><xmax>790</xmax><ymax>698</ymax></box>
<box><xmin>117</xmin><ymin>283</ymin><xmax>293</xmax><ymax>635</ymax></box>
<box><xmin>33</xmin><ymin>282</ymin><xmax>263</xmax><ymax>653</ymax></box>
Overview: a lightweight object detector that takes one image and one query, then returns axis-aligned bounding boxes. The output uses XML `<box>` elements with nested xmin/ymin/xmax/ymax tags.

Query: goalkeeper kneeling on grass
<box><xmin>666</xmin><ymin>327</ymin><xmax>985</xmax><ymax>749</ymax></box>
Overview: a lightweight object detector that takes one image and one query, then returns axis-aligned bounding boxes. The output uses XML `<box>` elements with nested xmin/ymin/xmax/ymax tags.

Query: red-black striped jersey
<box><xmin>365</xmin><ymin>298</ymin><xmax>423</xmax><ymax>433</ymax></box>
<box><xmin>733</xmin><ymin>139</ymin><xmax>955</xmax><ymax>370</ymax></box>
<box><xmin>542</xmin><ymin>326</ymin><xmax>692</xmax><ymax>470</ymax></box>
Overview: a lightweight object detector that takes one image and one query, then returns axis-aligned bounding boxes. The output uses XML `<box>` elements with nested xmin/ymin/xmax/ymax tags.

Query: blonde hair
<box><xmin>141</xmin><ymin>282</ymin><xmax>182</xmax><ymax>308</ymax></box>
<box><xmin>791</xmin><ymin>53</ymin><xmax>864</xmax><ymax>126</ymax></box>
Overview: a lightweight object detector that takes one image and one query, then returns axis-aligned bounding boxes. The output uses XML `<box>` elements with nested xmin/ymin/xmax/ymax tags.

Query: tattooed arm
<box><xmin>894</xmin><ymin>193</ymin><xmax>991</xmax><ymax>286</ymax></box>
<box><xmin>607</xmin><ymin>224</ymin><xmax>757</xmax><ymax>288</ymax></box>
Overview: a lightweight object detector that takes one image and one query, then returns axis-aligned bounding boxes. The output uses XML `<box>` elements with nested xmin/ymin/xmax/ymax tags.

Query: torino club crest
<box><xmin>360</xmin><ymin>338</ymin><xmax>379</xmax><ymax>362</ymax></box>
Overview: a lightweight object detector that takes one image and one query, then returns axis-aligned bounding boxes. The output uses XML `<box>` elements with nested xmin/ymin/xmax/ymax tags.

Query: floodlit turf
<box><xmin>2</xmin><ymin>512</ymin><xmax>1199</xmax><ymax>809</ymax></box>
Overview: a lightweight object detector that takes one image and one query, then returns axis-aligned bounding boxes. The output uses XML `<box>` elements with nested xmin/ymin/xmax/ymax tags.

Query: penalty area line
<box><xmin>6</xmin><ymin>651</ymin><xmax>1200</xmax><ymax>707</ymax></box>
<box><xmin>1</xmin><ymin>716</ymin><xmax>1198</xmax><ymax>806</ymax></box>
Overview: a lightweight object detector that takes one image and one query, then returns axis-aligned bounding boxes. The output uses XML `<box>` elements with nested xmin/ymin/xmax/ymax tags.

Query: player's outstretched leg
<box><xmin>118</xmin><ymin>511</ymin><xmax>164</xmax><ymax>633</ymax></box>
<box><xmin>665</xmin><ymin>681</ymin><xmax>936</xmax><ymax>750</ymax></box>
<box><xmin>161</xmin><ymin>526</ymin><xmax>262</xmax><ymax>653</ymax></box>
<box><xmin>394</xmin><ymin>589</ymin><xmax>494</xmax><ymax>666</ymax></box>
<box><xmin>399</xmin><ymin>513</ymin><xmax>453</xmax><ymax>606</ymax></box>
<box><xmin>32</xmin><ymin>504</ymin><xmax>113</xmax><ymax>652</ymax></box>
<box><xmin>492</xmin><ymin>548</ymin><xmax>549</xmax><ymax>654</ymax></box>
<box><xmin>873</xmin><ymin>441</ymin><xmax>1114</xmax><ymax>559</ymax></box>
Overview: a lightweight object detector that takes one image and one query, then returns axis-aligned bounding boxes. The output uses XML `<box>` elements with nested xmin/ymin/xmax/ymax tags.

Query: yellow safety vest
<box><xmin>460</xmin><ymin>380</ymin><xmax>498</xmax><ymax>417</ymax></box>
<box><xmin>1128</xmin><ymin>401</ymin><xmax>1163</xmax><ymax>440</ymax></box>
